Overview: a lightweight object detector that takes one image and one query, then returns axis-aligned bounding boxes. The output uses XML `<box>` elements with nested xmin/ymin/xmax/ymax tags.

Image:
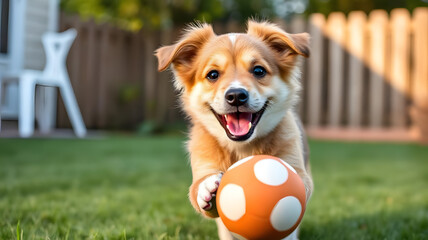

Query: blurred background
<box><xmin>0</xmin><ymin>0</ymin><xmax>427</xmax><ymax>141</ymax></box>
<box><xmin>0</xmin><ymin>0</ymin><xmax>427</xmax><ymax>239</ymax></box>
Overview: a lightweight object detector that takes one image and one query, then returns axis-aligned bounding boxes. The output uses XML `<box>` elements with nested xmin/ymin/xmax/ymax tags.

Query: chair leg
<box><xmin>59</xmin><ymin>81</ymin><xmax>86</xmax><ymax>137</ymax></box>
<box><xmin>35</xmin><ymin>86</ymin><xmax>44</xmax><ymax>132</ymax></box>
<box><xmin>19</xmin><ymin>75</ymin><xmax>36</xmax><ymax>138</ymax></box>
<box><xmin>45</xmin><ymin>87</ymin><xmax>58</xmax><ymax>131</ymax></box>
<box><xmin>36</xmin><ymin>86</ymin><xmax>57</xmax><ymax>134</ymax></box>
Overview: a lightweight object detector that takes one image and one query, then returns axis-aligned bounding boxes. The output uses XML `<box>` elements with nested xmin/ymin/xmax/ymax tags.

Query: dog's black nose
<box><xmin>225</xmin><ymin>88</ymin><xmax>249</xmax><ymax>106</ymax></box>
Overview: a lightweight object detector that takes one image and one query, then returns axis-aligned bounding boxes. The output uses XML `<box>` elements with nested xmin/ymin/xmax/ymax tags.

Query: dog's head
<box><xmin>156</xmin><ymin>20</ymin><xmax>309</xmax><ymax>144</ymax></box>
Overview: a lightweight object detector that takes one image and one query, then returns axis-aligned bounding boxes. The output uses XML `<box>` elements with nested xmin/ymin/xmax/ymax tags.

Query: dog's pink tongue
<box><xmin>226</xmin><ymin>112</ymin><xmax>252</xmax><ymax>136</ymax></box>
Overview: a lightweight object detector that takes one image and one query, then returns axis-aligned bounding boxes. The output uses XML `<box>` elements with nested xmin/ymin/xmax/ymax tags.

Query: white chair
<box><xmin>0</xmin><ymin>29</ymin><xmax>86</xmax><ymax>138</ymax></box>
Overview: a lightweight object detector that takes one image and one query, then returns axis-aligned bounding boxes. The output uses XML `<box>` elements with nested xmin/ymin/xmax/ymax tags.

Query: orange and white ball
<box><xmin>216</xmin><ymin>155</ymin><xmax>306</xmax><ymax>240</ymax></box>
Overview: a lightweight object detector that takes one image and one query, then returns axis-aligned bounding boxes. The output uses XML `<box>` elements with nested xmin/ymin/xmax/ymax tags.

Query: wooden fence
<box><xmin>58</xmin><ymin>8</ymin><xmax>428</xmax><ymax>142</ymax></box>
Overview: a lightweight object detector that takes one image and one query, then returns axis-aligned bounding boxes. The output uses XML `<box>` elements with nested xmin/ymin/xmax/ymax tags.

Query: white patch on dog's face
<box><xmin>227</xmin><ymin>80</ymin><xmax>245</xmax><ymax>90</ymax></box>
<box><xmin>228</xmin><ymin>33</ymin><xmax>237</xmax><ymax>45</ymax></box>
<box><xmin>210</xmin><ymin>80</ymin><xmax>265</xmax><ymax>115</ymax></box>
<box><xmin>211</xmin><ymin>80</ymin><xmax>265</xmax><ymax>115</ymax></box>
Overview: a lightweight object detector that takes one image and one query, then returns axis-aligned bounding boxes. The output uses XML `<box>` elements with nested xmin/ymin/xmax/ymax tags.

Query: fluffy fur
<box><xmin>156</xmin><ymin>20</ymin><xmax>313</xmax><ymax>240</ymax></box>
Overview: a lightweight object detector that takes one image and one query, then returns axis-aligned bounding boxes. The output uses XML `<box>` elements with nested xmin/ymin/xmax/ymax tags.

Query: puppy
<box><xmin>155</xmin><ymin>20</ymin><xmax>313</xmax><ymax>240</ymax></box>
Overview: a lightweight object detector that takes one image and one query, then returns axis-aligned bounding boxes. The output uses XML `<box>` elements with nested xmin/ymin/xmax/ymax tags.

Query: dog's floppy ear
<box><xmin>247</xmin><ymin>20</ymin><xmax>310</xmax><ymax>58</ymax></box>
<box><xmin>155</xmin><ymin>23</ymin><xmax>215</xmax><ymax>72</ymax></box>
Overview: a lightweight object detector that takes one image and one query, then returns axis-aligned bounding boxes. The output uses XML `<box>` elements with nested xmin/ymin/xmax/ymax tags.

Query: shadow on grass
<box><xmin>301</xmin><ymin>205</ymin><xmax>428</xmax><ymax>240</ymax></box>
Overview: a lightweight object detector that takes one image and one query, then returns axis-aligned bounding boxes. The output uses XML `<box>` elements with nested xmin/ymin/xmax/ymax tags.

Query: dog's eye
<box><xmin>252</xmin><ymin>66</ymin><xmax>267</xmax><ymax>78</ymax></box>
<box><xmin>206</xmin><ymin>70</ymin><xmax>219</xmax><ymax>81</ymax></box>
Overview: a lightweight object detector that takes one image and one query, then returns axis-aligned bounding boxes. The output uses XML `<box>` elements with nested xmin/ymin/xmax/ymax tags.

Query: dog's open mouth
<box><xmin>211</xmin><ymin>102</ymin><xmax>268</xmax><ymax>141</ymax></box>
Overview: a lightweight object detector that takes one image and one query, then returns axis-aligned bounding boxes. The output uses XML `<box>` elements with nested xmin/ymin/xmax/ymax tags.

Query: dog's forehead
<box><xmin>210</xmin><ymin>33</ymin><xmax>256</xmax><ymax>47</ymax></box>
<box><xmin>222</xmin><ymin>33</ymin><xmax>247</xmax><ymax>46</ymax></box>
<box><xmin>202</xmin><ymin>33</ymin><xmax>275</xmax><ymax>65</ymax></box>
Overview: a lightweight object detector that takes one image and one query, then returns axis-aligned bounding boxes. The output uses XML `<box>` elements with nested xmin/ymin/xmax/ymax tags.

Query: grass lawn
<box><xmin>0</xmin><ymin>136</ymin><xmax>427</xmax><ymax>239</ymax></box>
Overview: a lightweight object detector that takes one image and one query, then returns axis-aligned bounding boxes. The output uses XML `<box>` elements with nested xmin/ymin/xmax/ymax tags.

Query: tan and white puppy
<box><xmin>156</xmin><ymin>20</ymin><xmax>313</xmax><ymax>240</ymax></box>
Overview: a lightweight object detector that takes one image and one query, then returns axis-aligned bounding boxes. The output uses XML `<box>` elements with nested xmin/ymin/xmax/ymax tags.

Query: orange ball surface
<box><xmin>216</xmin><ymin>155</ymin><xmax>306</xmax><ymax>240</ymax></box>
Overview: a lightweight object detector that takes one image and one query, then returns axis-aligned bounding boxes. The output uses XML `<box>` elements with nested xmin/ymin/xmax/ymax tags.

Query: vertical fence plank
<box><xmin>115</xmin><ymin>29</ymin><xmax>129</xmax><ymax>127</ymax></box>
<box><xmin>129</xmin><ymin>30</ymin><xmax>143</xmax><ymax>126</ymax></box>
<box><xmin>167</xmin><ymin>26</ymin><xmax>185</xmax><ymax>123</ymax></box>
<box><xmin>368</xmin><ymin>10</ymin><xmax>388</xmax><ymax>128</ymax></box>
<box><xmin>410</xmin><ymin>7</ymin><xmax>428</xmax><ymax>142</ymax></box>
<box><xmin>347</xmin><ymin>11</ymin><xmax>366</xmax><ymax>128</ymax></box>
<box><xmin>156</xmin><ymin>27</ymin><xmax>173</xmax><ymax>124</ymax></box>
<box><xmin>82</xmin><ymin>19</ymin><xmax>97</xmax><ymax>127</ymax></box>
<box><xmin>389</xmin><ymin>9</ymin><xmax>411</xmax><ymax>128</ymax></box>
<box><xmin>137</xmin><ymin>29</ymin><xmax>147</xmax><ymax>124</ymax></box>
<box><xmin>290</xmin><ymin>15</ymin><xmax>307</xmax><ymax>120</ymax></box>
<box><xmin>97</xmin><ymin>24</ymin><xmax>111</xmax><ymax>128</ymax></box>
<box><xmin>142</xmin><ymin>30</ymin><xmax>157</xmax><ymax>121</ymax></box>
<box><xmin>411</xmin><ymin>8</ymin><xmax>428</xmax><ymax>110</ymax></box>
<box><xmin>326</xmin><ymin>12</ymin><xmax>347</xmax><ymax>127</ymax></box>
<box><xmin>226</xmin><ymin>21</ymin><xmax>242</xmax><ymax>33</ymax></box>
<box><xmin>306</xmin><ymin>14</ymin><xmax>325</xmax><ymax>128</ymax></box>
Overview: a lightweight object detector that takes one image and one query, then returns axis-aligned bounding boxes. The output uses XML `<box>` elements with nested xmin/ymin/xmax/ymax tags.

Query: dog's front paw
<box><xmin>197</xmin><ymin>173</ymin><xmax>223</xmax><ymax>211</ymax></box>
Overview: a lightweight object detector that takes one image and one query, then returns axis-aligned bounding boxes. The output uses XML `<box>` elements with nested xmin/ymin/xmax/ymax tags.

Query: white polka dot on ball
<box><xmin>281</xmin><ymin>161</ymin><xmax>298</xmax><ymax>174</ymax></box>
<box><xmin>228</xmin><ymin>156</ymin><xmax>254</xmax><ymax>171</ymax></box>
<box><xmin>270</xmin><ymin>196</ymin><xmax>302</xmax><ymax>231</ymax></box>
<box><xmin>219</xmin><ymin>184</ymin><xmax>246</xmax><ymax>221</ymax></box>
<box><xmin>254</xmin><ymin>159</ymin><xmax>288</xmax><ymax>186</ymax></box>
<box><xmin>231</xmin><ymin>232</ymin><xmax>248</xmax><ymax>240</ymax></box>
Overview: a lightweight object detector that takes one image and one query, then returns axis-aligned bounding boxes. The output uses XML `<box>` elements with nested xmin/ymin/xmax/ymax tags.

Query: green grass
<box><xmin>0</xmin><ymin>136</ymin><xmax>427</xmax><ymax>239</ymax></box>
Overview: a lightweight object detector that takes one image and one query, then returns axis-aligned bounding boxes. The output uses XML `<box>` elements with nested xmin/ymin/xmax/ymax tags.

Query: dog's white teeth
<box><xmin>249</xmin><ymin>122</ymin><xmax>252</xmax><ymax>129</ymax></box>
<box><xmin>226</xmin><ymin>124</ymin><xmax>230</xmax><ymax>131</ymax></box>
<box><xmin>224</xmin><ymin>115</ymin><xmax>228</xmax><ymax>121</ymax></box>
